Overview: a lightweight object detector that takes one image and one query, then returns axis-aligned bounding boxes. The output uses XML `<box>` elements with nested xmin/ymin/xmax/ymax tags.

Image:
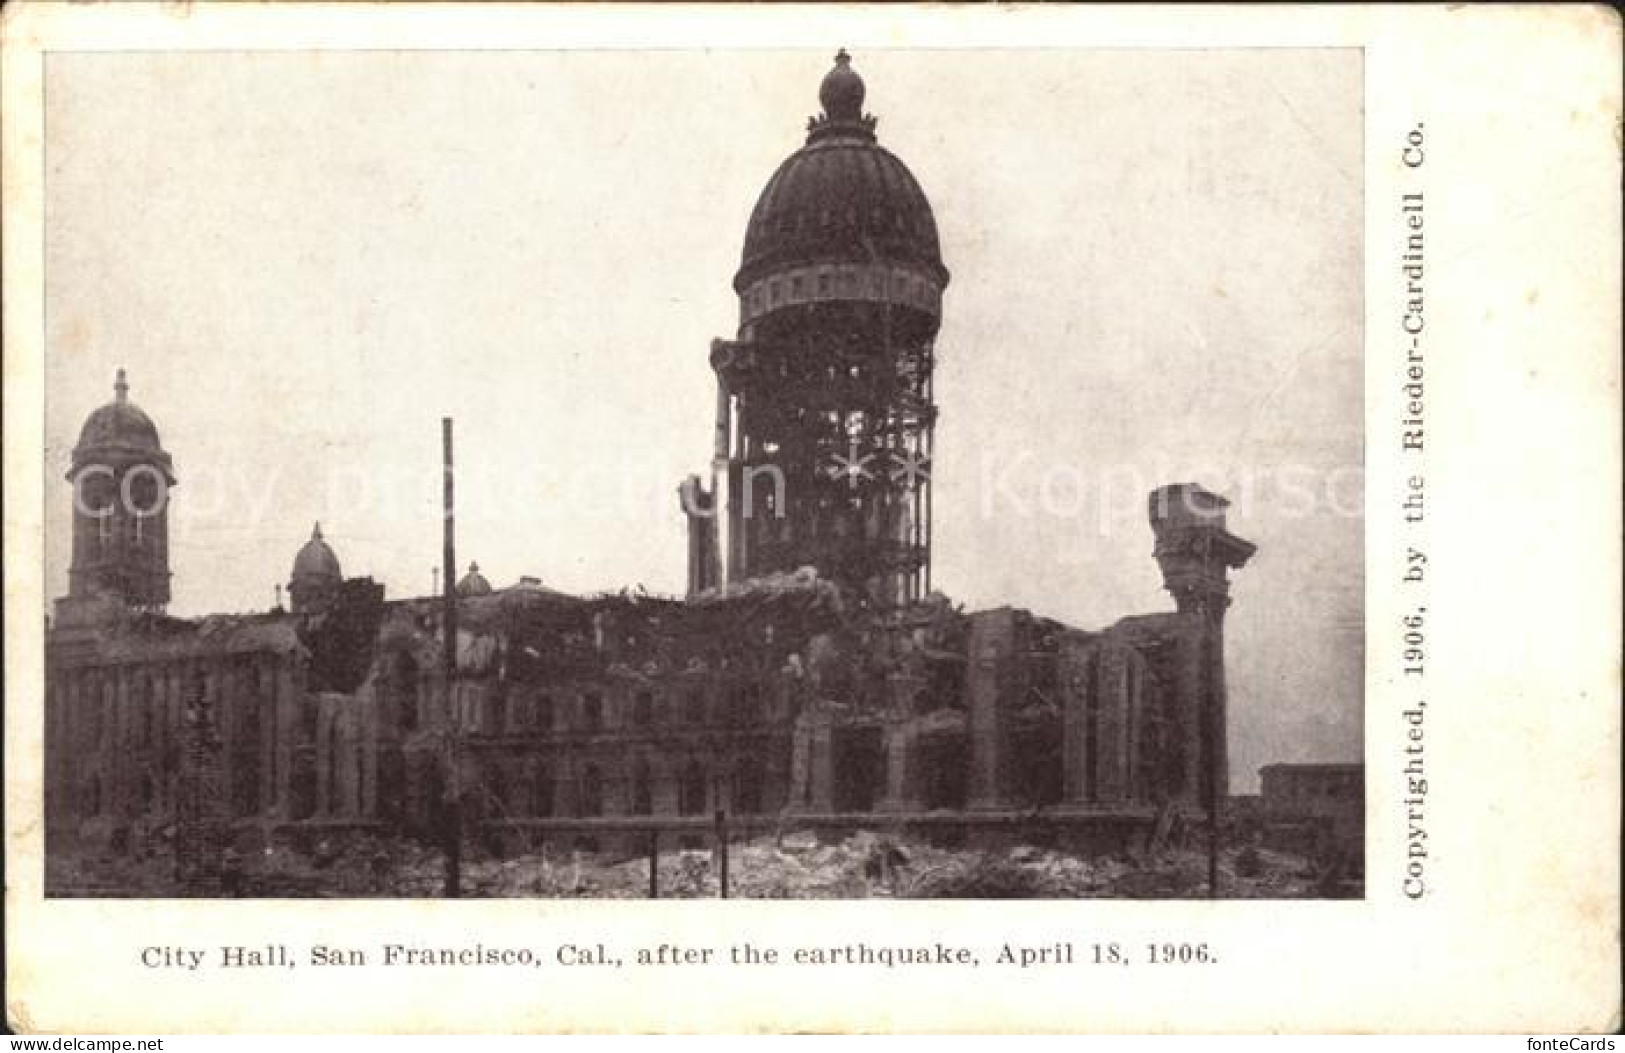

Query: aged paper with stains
<box><xmin>3</xmin><ymin>2</ymin><xmax>1619</xmax><ymax>1034</ymax></box>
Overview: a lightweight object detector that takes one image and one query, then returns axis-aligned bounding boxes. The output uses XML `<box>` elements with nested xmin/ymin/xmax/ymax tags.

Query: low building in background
<box><xmin>1258</xmin><ymin>762</ymin><xmax>1365</xmax><ymax>864</ymax></box>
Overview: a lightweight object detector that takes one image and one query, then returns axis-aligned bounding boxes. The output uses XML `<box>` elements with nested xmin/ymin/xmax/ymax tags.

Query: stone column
<box><xmin>318</xmin><ymin>701</ymin><xmax>334</xmax><ymax>817</ymax></box>
<box><xmin>786</xmin><ymin>722</ymin><xmax>811</xmax><ymax>811</ymax></box>
<box><xmin>101</xmin><ymin>673</ymin><xmax>116</xmax><ymax>814</ymax></box>
<box><xmin>1173</xmin><ymin>620</ymin><xmax>1204</xmax><ymax>804</ymax></box>
<box><xmin>1059</xmin><ymin>633</ymin><xmax>1093</xmax><ymax>807</ymax></box>
<box><xmin>1097</xmin><ymin>645</ymin><xmax>1128</xmax><ymax>802</ymax></box>
<box><xmin>877</xmin><ymin>720</ymin><xmax>919</xmax><ymax>813</ymax></box>
<box><xmin>257</xmin><ymin>657</ymin><xmax>274</xmax><ymax>816</ymax></box>
<box><xmin>175</xmin><ymin>677</ymin><xmax>227</xmax><ymax>895</ymax></box>
<box><xmin>1148</xmin><ymin>484</ymin><xmax>1255</xmax><ymax>813</ymax></box>
<box><xmin>339</xmin><ymin>707</ymin><xmax>359</xmax><ymax>818</ymax></box>
<box><xmin>213</xmin><ymin>663</ymin><xmax>238</xmax><ymax>822</ymax></box>
<box><xmin>806</xmin><ymin>724</ymin><xmax>835</xmax><ymax>812</ymax></box>
<box><xmin>109</xmin><ymin>667</ymin><xmax>126</xmax><ymax>816</ymax></box>
<box><xmin>275</xmin><ymin>660</ymin><xmax>298</xmax><ymax>816</ymax></box>
<box><xmin>966</xmin><ymin>608</ymin><xmax>1017</xmax><ymax>810</ymax></box>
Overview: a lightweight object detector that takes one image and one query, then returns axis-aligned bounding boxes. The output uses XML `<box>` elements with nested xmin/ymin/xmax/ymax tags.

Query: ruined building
<box><xmin>44</xmin><ymin>54</ymin><xmax>1255</xmax><ymax>862</ymax></box>
<box><xmin>682</xmin><ymin>50</ymin><xmax>943</xmax><ymax>605</ymax></box>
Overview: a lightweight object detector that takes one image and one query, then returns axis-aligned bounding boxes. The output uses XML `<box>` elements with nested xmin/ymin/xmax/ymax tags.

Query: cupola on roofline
<box><xmin>456</xmin><ymin>560</ymin><xmax>493</xmax><ymax>598</ymax></box>
<box><xmin>70</xmin><ymin>367</ymin><xmax>174</xmax><ymax>481</ymax></box>
<box><xmin>288</xmin><ymin>520</ymin><xmax>343</xmax><ymax>614</ymax></box>
<box><xmin>290</xmin><ymin>521</ymin><xmax>342</xmax><ymax>581</ymax></box>
<box><xmin>734</xmin><ymin>49</ymin><xmax>947</xmax><ymax>305</ymax></box>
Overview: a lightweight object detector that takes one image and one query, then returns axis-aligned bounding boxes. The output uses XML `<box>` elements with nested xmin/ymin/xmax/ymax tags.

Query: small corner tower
<box><xmin>65</xmin><ymin>368</ymin><xmax>176</xmax><ymax>611</ymax></box>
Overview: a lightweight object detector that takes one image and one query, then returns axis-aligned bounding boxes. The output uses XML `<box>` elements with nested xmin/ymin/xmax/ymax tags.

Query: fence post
<box><xmin>648</xmin><ymin>829</ymin><xmax>659</xmax><ymax>899</ymax></box>
<box><xmin>714</xmin><ymin>809</ymin><xmax>729</xmax><ymax>899</ymax></box>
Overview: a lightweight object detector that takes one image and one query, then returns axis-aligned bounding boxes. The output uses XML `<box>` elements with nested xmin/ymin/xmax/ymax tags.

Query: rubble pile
<box><xmin>46</xmin><ymin>828</ymin><xmax>1328</xmax><ymax>899</ymax></box>
<box><xmin>46</xmin><ymin>846</ymin><xmax>174</xmax><ymax>898</ymax></box>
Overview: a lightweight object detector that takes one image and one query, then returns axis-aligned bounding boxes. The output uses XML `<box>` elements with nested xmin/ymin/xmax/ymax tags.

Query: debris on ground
<box><xmin>45</xmin><ymin>829</ymin><xmax>1334</xmax><ymax>899</ymax></box>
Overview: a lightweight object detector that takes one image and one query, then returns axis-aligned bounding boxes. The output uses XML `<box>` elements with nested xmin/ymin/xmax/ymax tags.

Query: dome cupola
<box><xmin>289</xmin><ymin>522</ymin><xmax>342</xmax><ymax>614</ymax></box>
<box><xmin>71</xmin><ymin>368</ymin><xmax>173</xmax><ymax>481</ymax></box>
<box><xmin>734</xmin><ymin>51</ymin><xmax>948</xmax><ymax>328</ymax></box>
<box><xmin>456</xmin><ymin>561</ymin><xmax>492</xmax><ymax>597</ymax></box>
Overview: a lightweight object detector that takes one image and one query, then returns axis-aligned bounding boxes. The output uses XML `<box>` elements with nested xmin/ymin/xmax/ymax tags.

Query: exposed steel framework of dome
<box><xmin>687</xmin><ymin>51</ymin><xmax>948</xmax><ymax>606</ymax></box>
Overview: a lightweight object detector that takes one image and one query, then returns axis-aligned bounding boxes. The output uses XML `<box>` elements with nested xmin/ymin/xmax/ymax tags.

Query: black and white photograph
<box><xmin>7</xmin><ymin>2</ymin><xmax>1622</xmax><ymax>1037</ymax></box>
<box><xmin>39</xmin><ymin>46</ymin><xmax>1365</xmax><ymax>900</ymax></box>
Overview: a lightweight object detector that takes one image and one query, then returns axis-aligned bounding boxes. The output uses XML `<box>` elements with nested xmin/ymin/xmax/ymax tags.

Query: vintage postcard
<box><xmin>3</xmin><ymin>2</ymin><xmax>1618</xmax><ymax>1034</ymax></box>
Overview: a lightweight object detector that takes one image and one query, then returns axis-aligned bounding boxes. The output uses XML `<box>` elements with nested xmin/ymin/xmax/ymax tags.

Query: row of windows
<box><xmin>772</xmin><ymin>202</ymin><xmax>921</xmax><ymax>233</ymax></box>
<box><xmin>743</xmin><ymin>267</ymin><xmax>938</xmax><ymax>318</ymax></box>
<box><xmin>472</xmin><ymin>685</ymin><xmax>769</xmax><ymax>737</ymax></box>
<box><xmin>479</xmin><ymin>758</ymin><xmax>767</xmax><ymax>818</ymax></box>
<box><xmin>57</xmin><ymin>660</ymin><xmax>277</xmax><ymax>750</ymax></box>
<box><xmin>766</xmin><ymin>202</ymin><xmax>930</xmax><ymax>243</ymax></box>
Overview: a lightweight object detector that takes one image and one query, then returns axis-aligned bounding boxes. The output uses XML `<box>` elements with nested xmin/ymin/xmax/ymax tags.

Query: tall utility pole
<box><xmin>1205</xmin><ymin>610</ymin><xmax>1221</xmax><ymax>898</ymax></box>
<box><xmin>442</xmin><ymin>417</ymin><xmax>462</xmax><ymax>898</ymax></box>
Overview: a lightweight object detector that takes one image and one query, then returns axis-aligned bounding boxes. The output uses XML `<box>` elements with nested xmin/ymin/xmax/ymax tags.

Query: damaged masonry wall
<box><xmin>46</xmin><ymin>548</ymin><xmax>1234</xmax><ymax>861</ymax></box>
<box><xmin>45</xmin><ymin>58</ymin><xmax>1261</xmax><ymax>870</ymax></box>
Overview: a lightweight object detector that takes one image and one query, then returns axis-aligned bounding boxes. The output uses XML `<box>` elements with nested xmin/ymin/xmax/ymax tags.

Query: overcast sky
<box><xmin>44</xmin><ymin>49</ymin><xmax>1363</xmax><ymax>788</ymax></box>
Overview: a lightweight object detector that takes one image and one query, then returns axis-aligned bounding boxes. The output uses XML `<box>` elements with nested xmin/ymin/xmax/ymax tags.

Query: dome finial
<box><xmin>312</xmin><ymin>521</ymin><xmax>323</xmax><ymax>541</ymax></box>
<box><xmin>114</xmin><ymin>367</ymin><xmax>129</xmax><ymax>403</ymax></box>
<box><xmin>818</xmin><ymin>48</ymin><xmax>866</xmax><ymax>124</ymax></box>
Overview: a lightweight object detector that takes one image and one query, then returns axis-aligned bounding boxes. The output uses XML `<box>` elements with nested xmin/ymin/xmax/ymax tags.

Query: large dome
<box><xmin>734</xmin><ymin>51</ymin><xmax>948</xmax><ymax>301</ymax></box>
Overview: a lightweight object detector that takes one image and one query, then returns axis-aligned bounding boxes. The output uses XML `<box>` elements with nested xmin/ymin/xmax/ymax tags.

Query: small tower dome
<box><xmin>73</xmin><ymin>368</ymin><xmax>171</xmax><ymax>474</ymax></box>
<box><xmin>456</xmin><ymin>561</ymin><xmax>492</xmax><ymax>597</ymax></box>
<box><xmin>288</xmin><ymin>522</ymin><xmax>342</xmax><ymax>613</ymax></box>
